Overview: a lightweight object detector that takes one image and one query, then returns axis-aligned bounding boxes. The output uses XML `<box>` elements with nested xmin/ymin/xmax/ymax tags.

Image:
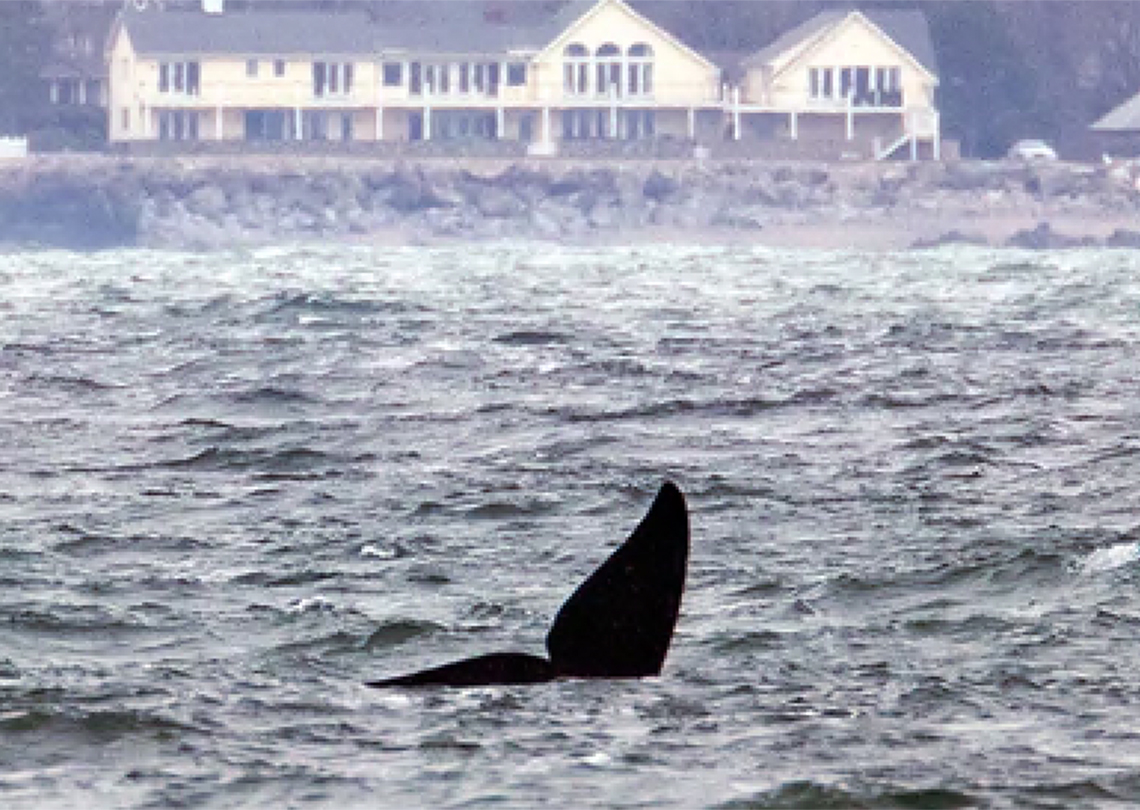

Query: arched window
<box><xmin>596</xmin><ymin>43</ymin><xmax>621</xmax><ymax>97</ymax></box>
<box><xmin>628</xmin><ymin>43</ymin><xmax>653</xmax><ymax>96</ymax></box>
<box><xmin>564</xmin><ymin>43</ymin><xmax>589</xmax><ymax>95</ymax></box>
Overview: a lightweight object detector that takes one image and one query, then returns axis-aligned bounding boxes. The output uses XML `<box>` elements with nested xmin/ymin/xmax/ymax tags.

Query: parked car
<box><xmin>1008</xmin><ymin>139</ymin><xmax>1058</xmax><ymax>161</ymax></box>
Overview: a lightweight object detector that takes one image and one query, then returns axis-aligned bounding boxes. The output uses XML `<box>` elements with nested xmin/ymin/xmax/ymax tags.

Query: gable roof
<box><xmin>368</xmin><ymin>1</ymin><xmax>595</xmax><ymax>55</ymax></box>
<box><xmin>536</xmin><ymin>0</ymin><xmax>718</xmax><ymax>71</ymax></box>
<box><xmin>746</xmin><ymin>10</ymin><xmax>845</xmax><ymax>70</ymax></box>
<box><xmin>113</xmin><ymin>1</ymin><xmax>598</xmax><ymax>59</ymax></box>
<box><xmin>116</xmin><ymin>7</ymin><xmax>377</xmax><ymax>57</ymax></box>
<box><xmin>746</xmin><ymin>9</ymin><xmax>938</xmax><ymax>79</ymax></box>
<box><xmin>868</xmin><ymin>10</ymin><xmax>938</xmax><ymax>76</ymax></box>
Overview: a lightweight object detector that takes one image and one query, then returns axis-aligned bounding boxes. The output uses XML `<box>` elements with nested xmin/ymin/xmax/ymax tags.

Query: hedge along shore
<box><xmin>4</xmin><ymin>154</ymin><xmax>1140</xmax><ymax>251</ymax></box>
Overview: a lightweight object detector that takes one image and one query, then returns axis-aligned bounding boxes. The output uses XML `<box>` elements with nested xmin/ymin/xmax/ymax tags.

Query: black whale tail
<box><xmin>366</xmin><ymin>481</ymin><xmax>690</xmax><ymax>688</ymax></box>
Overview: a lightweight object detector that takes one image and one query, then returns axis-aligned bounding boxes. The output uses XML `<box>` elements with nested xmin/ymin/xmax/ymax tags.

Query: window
<box><xmin>622</xmin><ymin>109</ymin><xmax>654</xmax><ymax>140</ymax></box>
<box><xmin>275</xmin><ymin>60</ymin><xmax>286</xmax><ymax>77</ymax></box>
<box><xmin>313</xmin><ymin>62</ymin><xmax>353</xmax><ymax>97</ymax></box>
<box><xmin>55</xmin><ymin>79</ymin><xmax>75</xmax><ymax>105</ymax></box>
<box><xmin>809</xmin><ymin>66</ymin><xmax>836</xmax><ymax>100</ymax></box>
<box><xmin>159</xmin><ymin>110</ymin><xmax>199</xmax><ymax>141</ymax></box>
<box><xmin>460</xmin><ymin>63</ymin><xmax>470</xmax><ymax>93</ymax></box>
<box><xmin>487</xmin><ymin>63</ymin><xmax>499</xmax><ymax>96</ymax></box>
<box><xmin>303</xmin><ymin>110</ymin><xmax>328</xmax><ymax>140</ymax></box>
<box><xmin>563</xmin><ymin>43</ymin><xmax>588</xmax><ymax>96</ymax></box>
<box><xmin>247</xmin><ymin>59</ymin><xmax>258</xmax><ymax>78</ymax></box>
<box><xmin>840</xmin><ymin>67</ymin><xmax>854</xmax><ymax>99</ymax></box>
<box><xmin>383</xmin><ymin>62</ymin><xmax>403</xmax><ymax>86</ymax></box>
<box><xmin>159</xmin><ymin>61</ymin><xmax>200</xmax><ymax>95</ymax></box>
<box><xmin>563</xmin><ymin>109</ymin><xmax>594</xmax><ymax>140</ymax></box>
<box><xmin>431</xmin><ymin>110</ymin><xmax>498</xmax><ymax>140</ymax></box>
<box><xmin>596</xmin><ymin>43</ymin><xmax>620</xmax><ymax>97</ymax></box>
<box><xmin>627</xmin><ymin>43</ymin><xmax>653</xmax><ymax>97</ymax></box>
<box><xmin>507</xmin><ymin>62</ymin><xmax>526</xmax><ymax>86</ymax></box>
<box><xmin>877</xmin><ymin>66</ymin><xmax>901</xmax><ymax>92</ymax></box>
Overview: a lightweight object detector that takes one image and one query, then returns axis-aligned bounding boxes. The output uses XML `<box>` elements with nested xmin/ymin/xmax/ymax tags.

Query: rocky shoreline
<box><xmin>3</xmin><ymin>154</ymin><xmax>1140</xmax><ymax>251</ymax></box>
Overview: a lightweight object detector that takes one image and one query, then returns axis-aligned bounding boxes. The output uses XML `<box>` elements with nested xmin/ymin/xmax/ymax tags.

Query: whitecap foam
<box><xmin>286</xmin><ymin>596</ymin><xmax>337</xmax><ymax>614</ymax></box>
<box><xmin>1079</xmin><ymin>542</ymin><xmax>1140</xmax><ymax>575</ymax></box>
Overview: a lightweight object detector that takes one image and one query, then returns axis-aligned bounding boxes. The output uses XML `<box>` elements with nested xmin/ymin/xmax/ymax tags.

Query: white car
<box><xmin>1008</xmin><ymin>139</ymin><xmax>1058</xmax><ymax>161</ymax></box>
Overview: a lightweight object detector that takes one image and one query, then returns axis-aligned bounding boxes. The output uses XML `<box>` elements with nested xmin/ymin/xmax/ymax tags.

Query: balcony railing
<box><xmin>852</xmin><ymin>89</ymin><xmax>903</xmax><ymax>109</ymax></box>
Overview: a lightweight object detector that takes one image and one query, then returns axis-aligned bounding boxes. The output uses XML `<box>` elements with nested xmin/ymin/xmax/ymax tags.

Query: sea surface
<box><xmin>2</xmin><ymin>243</ymin><xmax>1140</xmax><ymax>809</ymax></box>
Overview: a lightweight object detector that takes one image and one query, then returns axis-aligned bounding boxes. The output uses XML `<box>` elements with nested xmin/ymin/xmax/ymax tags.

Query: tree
<box><xmin>927</xmin><ymin>2</ymin><xmax>1046</xmax><ymax>157</ymax></box>
<box><xmin>0</xmin><ymin>1</ymin><xmax>52</xmax><ymax>135</ymax></box>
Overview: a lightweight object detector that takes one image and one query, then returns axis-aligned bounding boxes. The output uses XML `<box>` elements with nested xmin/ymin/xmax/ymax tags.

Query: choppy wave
<box><xmin>2</xmin><ymin>244</ymin><xmax>1140</xmax><ymax>808</ymax></box>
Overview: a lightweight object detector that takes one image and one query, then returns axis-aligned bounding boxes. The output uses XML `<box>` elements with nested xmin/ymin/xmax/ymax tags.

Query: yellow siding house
<box><xmin>105</xmin><ymin>0</ymin><xmax>941</xmax><ymax>160</ymax></box>
<box><xmin>733</xmin><ymin>10</ymin><xmax>941</xmax><ymax>159</ymax></box>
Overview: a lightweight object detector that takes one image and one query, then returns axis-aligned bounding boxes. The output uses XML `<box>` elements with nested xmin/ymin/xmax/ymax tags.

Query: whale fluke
<box><xmin>366</xmin><ymin>481</ymin><xmax>689</xmax><ymax>688</ymax></box>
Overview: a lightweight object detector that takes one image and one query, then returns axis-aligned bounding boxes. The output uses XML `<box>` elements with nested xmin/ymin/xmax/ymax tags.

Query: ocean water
<box><xmin>2</xmin><ymin>243</ymin><xmax>1140</xmax><ymax>809</ymax></box>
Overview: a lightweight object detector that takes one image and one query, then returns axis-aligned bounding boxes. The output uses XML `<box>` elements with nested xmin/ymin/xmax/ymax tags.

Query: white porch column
<box><xmin>610</xmin><ymin>87</ymin><xmax>618</xmax><ymax>140</ymax></box>
<box><xmin>846</xmin><ymin>94</ymin><xmax>854</xmax><ymax>140</ymax></box>
<box><xmin>496</xmin><ymin>105</ymin><xmax>504</xmax><ymax>140</ymax></box>
<box><xmin>215</xmin><ymin>105</ymin><xmax>223</xmax><ymax>139</ymax></box>
<box><xmin>78</xmin><ymin>80</ymin><xmax>87</xmax><ymax>105</ymax></box>
<box><xmin>295</xmin><ymin>107</ymin><xmax>302</xmax><ymax>140</ymax></box>
<box><xmin>732</xmin><ymin>86</ymin><xmax>741</xmax><ymax>141</ymax></box>
<box><xmin>790</xmin><ymin>110</ymin><xmax>798</xmax><ymax>140</ymax></box>
<box><xmin>543</xmin><ymin>105</ymin><xmax>551</xmax><ymax>142</ymax></box>
<box><xmin>687</xmin><ymin>106</ymin><xmax>695</xmax><ymax>139</ymax></box>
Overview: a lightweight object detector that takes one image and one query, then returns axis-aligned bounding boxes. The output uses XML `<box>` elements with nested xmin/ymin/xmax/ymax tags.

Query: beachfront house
<box><xmin>106</xmin><ymin>7</ymin><xmax>380</xmax><ymax>143</ymax></box>
<box><xmin>729</xmin><ymin>9</ymin><xmax>940</xmax><ymax>160</ymax></box>
<box><xmin>43</xmin><ymin>3</ymin><xmax>116</xmax><ymax>111</ymax></box>
<box><xmin>105</xmin><ymin>0</ymin><xmax>941</xmax><ymax>160</ymax></box>
<box><xmin>106</xmin><ymin>0</ymin><xmax>724</xmax><ymax>149</ymax></box>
